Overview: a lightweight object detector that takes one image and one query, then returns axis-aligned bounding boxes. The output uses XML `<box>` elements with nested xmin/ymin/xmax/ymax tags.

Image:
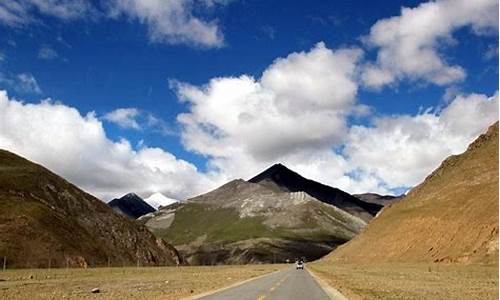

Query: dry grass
<box><xmin>309</xmin><ymin>262</ymin><xmax>498</xmax><ymax>300</ymax></box>
<box><xmin>0</xmin><ymin>264</ymin><xmax>285</xmax><ymax>299</ymax></box>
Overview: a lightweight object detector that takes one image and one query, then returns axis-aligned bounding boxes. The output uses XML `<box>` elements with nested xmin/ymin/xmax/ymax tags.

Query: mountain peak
<box><xmin>108</xmin><ymin>192</ymin><xmax>154</xmax><ymax>219</ymax></box>
<box><xmin>249</xmin><ymin>163</ymin><xmax>382</xmax><ymax>221</ymax></box>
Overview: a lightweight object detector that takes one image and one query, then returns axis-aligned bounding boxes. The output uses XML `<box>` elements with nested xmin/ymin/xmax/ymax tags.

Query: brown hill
<box><xmin>324</xmin><ymin>122</ymin><xmax>499</xmax><ymax>264</ymax></box>
<box><xmin>0</xmin><ymin>149</ymin><xmax>182</xmax><ymax>268</ymax></box>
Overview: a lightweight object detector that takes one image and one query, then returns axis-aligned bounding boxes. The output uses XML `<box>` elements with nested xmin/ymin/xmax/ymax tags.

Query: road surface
<box><xmin>196</xmin><ymin>266</ymin><xmax>338</xmax><ymax>300</ymax></box>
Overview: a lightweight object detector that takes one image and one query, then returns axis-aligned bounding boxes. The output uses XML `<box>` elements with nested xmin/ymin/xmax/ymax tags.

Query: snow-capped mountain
<box><xmin>144</xmin><ymin>192</ymin><xmax>179</xmax><ymax>209</ymax></box>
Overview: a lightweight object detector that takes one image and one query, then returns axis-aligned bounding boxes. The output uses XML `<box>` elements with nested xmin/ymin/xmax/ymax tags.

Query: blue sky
<box><xmin>0</xmin><ymin>0</ymin><xmax>498</xmax><ymax>200</ymax></box>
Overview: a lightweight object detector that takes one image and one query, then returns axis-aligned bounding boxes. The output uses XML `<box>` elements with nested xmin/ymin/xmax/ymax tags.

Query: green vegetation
<box><xmin>153</xmin><ymin>203</ymin><xmax>286</xmax><ymax>245</ymax></box>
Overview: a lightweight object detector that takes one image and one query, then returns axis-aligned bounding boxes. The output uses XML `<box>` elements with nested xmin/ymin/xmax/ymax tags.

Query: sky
<box><xmin>0</xmin><ymin>0</ymin><xmax>498</xmax><ymax>201</ymax></box>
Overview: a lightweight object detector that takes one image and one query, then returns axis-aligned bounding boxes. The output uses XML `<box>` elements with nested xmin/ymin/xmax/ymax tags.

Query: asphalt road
<box><xmin>197</xmin><ymin>266</ymin><xmax>336</xmax><ymax>300</ymax></box>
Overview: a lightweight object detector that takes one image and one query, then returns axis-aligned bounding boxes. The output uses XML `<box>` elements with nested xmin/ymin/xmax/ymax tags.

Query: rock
<box><xmin>91</xmin><ymin>288</ymin><xmax>100</xmax><ymax>293</ymax></box>
<box><xmin>28</xmin><ymin>274</ymin><xmax>33</xmax><ymax>279</ymax></box>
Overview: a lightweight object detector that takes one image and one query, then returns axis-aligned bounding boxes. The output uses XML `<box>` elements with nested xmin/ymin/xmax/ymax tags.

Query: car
<box><xmin>296</xmin><ymin>261</ymin><xmax>304</xmax><ymax>270</ymax></box>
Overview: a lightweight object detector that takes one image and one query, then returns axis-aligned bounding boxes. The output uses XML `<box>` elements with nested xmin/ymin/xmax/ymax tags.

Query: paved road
<box><xmin>197</xmin><ymin>266</ymin><xmax>336</xmax><ymax>300</ymax></box>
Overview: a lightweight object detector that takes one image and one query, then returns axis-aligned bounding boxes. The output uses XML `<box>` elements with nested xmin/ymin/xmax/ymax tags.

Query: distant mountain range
<box><xmin>108</xmin><ymin>193</ymin><xmax>155</xmax><ymax>219</ymax></box>
<box><xmin>353</xmin><ymin>193</ymin><xmax>403</xmax><ymax>206</ymax></box>
<box><xmin>324</xmin><ymin>122</ymin><xmax>499</xmax><ymax>264</ymax></box>
<box><xmin>0</xmin><ymin>150</ymin><xmax>182</xmax><ymax>268</ymax></box>
<box><xmin>141</xmin><ymin>164</ymin><xmax>381</xmax><ymax>265</ymax></box>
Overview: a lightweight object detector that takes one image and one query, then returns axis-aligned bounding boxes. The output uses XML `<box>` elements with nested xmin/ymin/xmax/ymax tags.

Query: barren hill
<box><xmin>0</xmin><ymin>150</ymin><xmax>182</xmax><ymax>268</ymax></box>
<box><xmin>249</xmin><ymin>164</ymin><xmax>382</xmax><ymax>221</ymax></box>
<box><xmin>141</xmin><ymin>178</ymin><xmax>366</xmax><ymax>265</ymax></box>
<box><xmin>324</xmin><ymin>122</ymin><xmax>499</xmax><ymax>264</ymax></box>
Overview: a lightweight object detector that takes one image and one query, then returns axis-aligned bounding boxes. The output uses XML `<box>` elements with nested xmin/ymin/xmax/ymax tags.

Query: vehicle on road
<box><xmin>296</xmin><ymin>260</ymin><xmax>304</xmax><ymax>270</ymax></box>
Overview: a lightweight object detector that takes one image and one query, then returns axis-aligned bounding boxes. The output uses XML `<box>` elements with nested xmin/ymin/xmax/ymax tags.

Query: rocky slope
<box><xmin>108</xmin><ymin>193</ymin><xmax>155</xmax><ymax>219</ymax></box>
<box><xmin>0</xmin><ymin>150</ymin><xmax>182</xmax><ymax>268</ymax></box>
<box><xmin>249</xmin><ymin>164</ymin><xmax>382</xmax><ymax>221</ymax></box>
<box><xmin>324</xmin><ymin>122</ymin><xmax>499</xmax><ymax>264</ymax></box>
<box><xmin>141</xmin><ymin>172</ymin><xmax>366</xmax><ymax>265</ymax></box>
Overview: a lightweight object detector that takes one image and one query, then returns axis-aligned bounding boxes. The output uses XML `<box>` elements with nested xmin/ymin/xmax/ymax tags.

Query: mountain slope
<box><xmin>324</xmin><ymin>122</ymin><xmax>499</xmax><ymax>264</ymax></box>
<box><xmin>144</xmin><ymin>192</ymin><xmax>179</xmax><ymax>209</ymax></box>
<box><xmin>249</xmin><ymin>164</ymin><xmax>382</xmax><ymax>221</ymax></box>
<box><xmin>141</xmin><ymin>178</ymin><xmax>366</xmax><ymax>265</ymax></box>
<box><xmin>353</xmin><ymin>193</ymin><xmax>403</xmax><ymax>206</ymax></box>
<box><xmin>0</xmin><ymin>150</ymin><xmax>182</xmax><ymax>268</ymax></box>
<box><xmin>108</xmin><ymin>193</ymin><xmax>155</xmax><ymax>219</ymax></box>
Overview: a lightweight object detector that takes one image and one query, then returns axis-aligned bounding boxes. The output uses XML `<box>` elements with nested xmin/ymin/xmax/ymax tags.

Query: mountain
<box><xmin>108</xmin><ymin>193</ymin><xmax>155</xmax><ymax>219</ymax></box>
<box><xmin>353</xmin><ymin>193</ymin><xmax>403</xmax><ymax>206</ymax></box>
<box><xmin>140</xmin><ymin>176</ymin><xmax>366</xmax><ymax>265</ymax></box>
<box><xmin>323</xmin><ymin>122</ymin><xmax>499</xmax><ymax>264</ymax></box>
<box><xmin>249</xmin><ymin>164</ymin><xmax>382</xmax><ymax>221</ymax></box>
<box><xmin>144</xmin><ymin>192</ymin><xmax>179</xmax><ymax>209</ymax></box>
<box><xmin>0</xmin><ymin>149</ymin><xmax>183</xmax><ymax>268</ymax></box>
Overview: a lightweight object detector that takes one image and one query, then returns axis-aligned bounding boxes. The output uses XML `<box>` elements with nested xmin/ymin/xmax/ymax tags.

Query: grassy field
<box><xmin>0</xmin><ymin>264</ymin><xmax>286</xmax><ymax>299</ymax></box>
<box><xmin>309</xmin><ymin>262</ymin><xmax>498</xmax><ymax>300</ymax></box>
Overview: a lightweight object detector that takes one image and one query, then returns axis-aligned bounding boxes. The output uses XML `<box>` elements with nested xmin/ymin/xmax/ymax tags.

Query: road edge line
<box><xmin>181</xmin><ymin>267</ymin><xmax>286</xmax><ymax>300</ymax></box>
<box><xmin>307</xmin><ymin>267</ymin><xmax>349</xmax><ymax>300</ymax></box>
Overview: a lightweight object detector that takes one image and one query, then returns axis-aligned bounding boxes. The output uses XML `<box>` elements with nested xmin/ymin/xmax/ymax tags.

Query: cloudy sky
<box><xmin>0</xmin><ymin>0</ymin><xmax>498</xmax><ymax>201</ymax></box>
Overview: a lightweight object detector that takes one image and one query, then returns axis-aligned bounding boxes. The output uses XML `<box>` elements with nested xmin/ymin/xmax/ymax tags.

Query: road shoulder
<box><xmin>307</xmin><ymin>268</ymin><xmax>349</xmax><ymax>300</ymax></box>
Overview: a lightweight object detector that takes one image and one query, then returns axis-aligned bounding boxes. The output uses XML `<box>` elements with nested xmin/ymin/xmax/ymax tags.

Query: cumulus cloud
<box><xmin>173</xmin><ymin>42</ymin><xmax>363</xmax><ymax>177</ymax></box>
<box><xmin>362</xmin><ymin>0</ymin><xmax>498</xmax><ymax>88</ymax></box>
<box><xmin>172</xmin><ymin>40</ymin><xmax>498</xmax><ymax>194</ymax></box>
<box><xmin>103</xmin><ymin>107</ymin><xmax>141</xmax><ymax>130</ymax></box>
<box><xmin>344</xmin><ymin>92</ymin><xmax>499</xmax><ymax>189</ymax></box>
<box><xmin>0</xmin><ymin>90</ymin><xmax>218</xmax><ymax>200</ymax></box>
<box><xmin>106</xmin><ymin>0</ymin><xmax>226</xmax><ymax>48</ymax></box>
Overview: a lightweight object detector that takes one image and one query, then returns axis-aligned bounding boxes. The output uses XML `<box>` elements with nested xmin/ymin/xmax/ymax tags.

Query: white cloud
<box><xmin>0</xmin><ymin>72</ymin><xmax>42</xmax><ymax>94</ymax></box>
<box><xmin>174</xmin><ymin>42</ymin><xmax>363</xmax><ymax>176</ymax></box>
<box><xmin>16</xmin><ymin>73</ymin><xmax>41</xmax><ymax>94</ymax></box>
<box><xmin>0</xmin><ymin>0</ymin><xmax>228</xmax><ymax>48</ymax></box>
<box><xmin>344</xmin><ymin>92</ymin><xmax>499</xmax><ymax>189</ymax></box>
<box><xmin>0</xmin><ymin>90</ymin><xmax>218</xmax><ymax>200</ymax></box>
<box><xmin>107</xmin><ymin>0</ymin><xmax>226</xmax><ymax>48</ymax></box>
<box><xmin>38</xmin><ymin>45</ymin><xmax>58</xmax><ymax>60</ymax></box>
<box><xmin>0</xmin><ymin>0</ymin><xmax>95</xmax><ymax>27</ymax></box>
<box><xmin>172</xmin><ymin>41</ymin><xmax>498</xmax><ymax>195</ymax></box>
<box><xmin>362</xmin><ymin>0</ymin><xmax>498</xmax><ymax>88</ymax></box>
<box><xmin>103</xmin><ymin>107</ymin><xmax>141</xmax><ymax>130</ymax></box>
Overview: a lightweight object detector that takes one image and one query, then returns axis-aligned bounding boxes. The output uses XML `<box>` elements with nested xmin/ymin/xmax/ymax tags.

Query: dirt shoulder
<box><xmin>308</xmin><ymin>262</ymin><xmax>498</xmax><ymax>300</ymax></box>
<box><xmin>0</xmin><ymin>264</ymin><xmax>286</xmax><ymax>300</ymax></box>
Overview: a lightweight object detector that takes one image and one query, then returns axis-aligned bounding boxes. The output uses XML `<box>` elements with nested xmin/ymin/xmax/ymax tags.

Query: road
<box><xmin>196</xmin><ymin>266</ymin><xmax>338</xmax><ymax>300</ymax></box>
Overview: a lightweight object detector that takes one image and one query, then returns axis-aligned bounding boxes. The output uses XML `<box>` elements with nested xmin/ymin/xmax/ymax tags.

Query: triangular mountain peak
<box><xmin>249</xmin><ymin>163</ymin><xmax>382</xmax><ymax>221</ymax></box>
